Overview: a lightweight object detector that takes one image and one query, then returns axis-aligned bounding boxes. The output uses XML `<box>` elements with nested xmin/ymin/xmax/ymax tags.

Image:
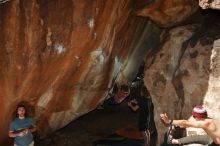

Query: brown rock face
<box><xmin>145</xmin><ymin>25</ymin><xmax>201</xmax><ymax>143</ymax></box>
<box><xmin>1</xmin><ymin>0</ymin><xmax>220</xmax><ymax>145</ymax></box>
<box><xmin>136</xmin><ymin>0</ymin><xmax>199</xmax><ymax>27</ymax></box>
<box><xmin>0</xmin><ymin>0</ymin><xmax>162</xmax><ymax>145</ymax></box>
<box><xmin>204</xmin><ymin>39</ymin><xmax>220</xmax><ymax>120</ymax></box>
<box><xmin>144</xmin><ymin>14</ymin><xmax>220</xmax><ymax>145</ymax></box>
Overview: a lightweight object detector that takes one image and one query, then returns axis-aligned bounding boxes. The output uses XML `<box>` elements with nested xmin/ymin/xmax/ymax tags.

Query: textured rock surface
<box><xmin>145</xmin><ymin>25</ymin><xmax>199</xmax><ymax>143</ymax></box>
<box><xmin>144</xmin><ymin>15</ymin><xmax>220</xmax><ymax>144</ymax></box>
<box><xmin>199</xmin><ymin>0</ymin><xmax>220</xmax><ymax>10</ymax></box>
<box><xmin>119</xmin><ymin>21</ymin><xmax>161</xmax><ymax>83</ymax></box>
<box><xmin>136</xmin><ymin>0</ymin><xmax>199</xmax><ymax>27</ymax></box>
<box><xmin>0</xmin><ymin>0</ymin><xmax>162</xmax><ymax>145</ymax></box>
<box><xmin>204</xmin><ymin>39</ymin><xmax>220</xmax><ymax>120</ymax></box>
<box><xmin>1</xmin><ymin>0</ymin><xmax>220</xmax><ymax>145</ymax></box>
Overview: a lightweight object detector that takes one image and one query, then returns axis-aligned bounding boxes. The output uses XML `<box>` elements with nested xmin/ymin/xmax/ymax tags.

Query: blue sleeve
<box><xmin>9</xmin><ymin>122</ymin><xmax>15</xmax><ymax>131</ymax></box>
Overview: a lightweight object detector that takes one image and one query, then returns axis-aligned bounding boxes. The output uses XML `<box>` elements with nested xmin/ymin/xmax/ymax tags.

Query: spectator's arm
<box><xmin>9</xmin><ymin>130</ymin><xmax>26</xmax><ymax>137</ymax></box>
<box><xmin>8</xmin><ymin>131</ymin><xmax>17</xmax><ymax>138</ymax></box>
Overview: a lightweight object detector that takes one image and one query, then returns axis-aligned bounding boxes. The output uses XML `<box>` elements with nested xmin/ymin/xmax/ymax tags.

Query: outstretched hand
<box><xmin>160</xmin><ymin>113</ymin><xmax>172</xmax><ymax>124</ymax></box>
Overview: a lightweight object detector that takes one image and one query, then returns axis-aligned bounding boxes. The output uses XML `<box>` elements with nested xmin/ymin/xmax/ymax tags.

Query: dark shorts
<box><xmin>209</xmin><ymin>143</ymin><xmax>220</xmax><ymax>146</ymax></box>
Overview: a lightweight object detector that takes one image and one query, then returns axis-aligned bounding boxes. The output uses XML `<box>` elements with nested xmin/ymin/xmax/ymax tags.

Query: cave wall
<box><xmin>204</xmin><ymin>39</ymin><xmax>220</xmax><ymax>120</ymax></box>
<box><xmin>0</xmin><ymin>0</ymin><xmax>161</xmax><ymax>144</ymax></box>
<box><xmin>1</xmin><ymin>0</ymin><xmax>220</xmax><ymax>145</ymax></box>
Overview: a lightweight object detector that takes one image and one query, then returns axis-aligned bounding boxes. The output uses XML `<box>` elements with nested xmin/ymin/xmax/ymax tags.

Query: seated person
<box><xmin>161</xmin><ymin>105</ymin><xmax>220</xmax><ymax>145</ymax></box>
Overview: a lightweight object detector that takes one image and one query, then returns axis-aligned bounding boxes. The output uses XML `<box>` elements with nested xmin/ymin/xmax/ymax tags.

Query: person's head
<box><xmin>192</xmin><ymin>105</ymin><xmax>207</xmax><ymax>120</ymax></box>
<box><xmin>16</xmin><ymin>104</ymin><xmax>28</xmax><ymax>119</ymax></box>
<box><xmin>140</xmin><ymin>86</ymin><xmax>150</xmax><ymax>97</ymax></box>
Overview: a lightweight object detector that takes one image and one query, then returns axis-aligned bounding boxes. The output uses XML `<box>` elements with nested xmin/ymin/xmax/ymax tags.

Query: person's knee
<box><xmin>172</xmin><ymin>139</ymin><xmax>180</xmax><ymax>144</ymax></box>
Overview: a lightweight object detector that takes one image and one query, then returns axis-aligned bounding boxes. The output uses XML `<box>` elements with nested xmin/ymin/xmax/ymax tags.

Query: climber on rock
<box><xmin>160</xmin><ymin>105</ymin><xmax>220</xmax><ymax>145</ymax></box>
